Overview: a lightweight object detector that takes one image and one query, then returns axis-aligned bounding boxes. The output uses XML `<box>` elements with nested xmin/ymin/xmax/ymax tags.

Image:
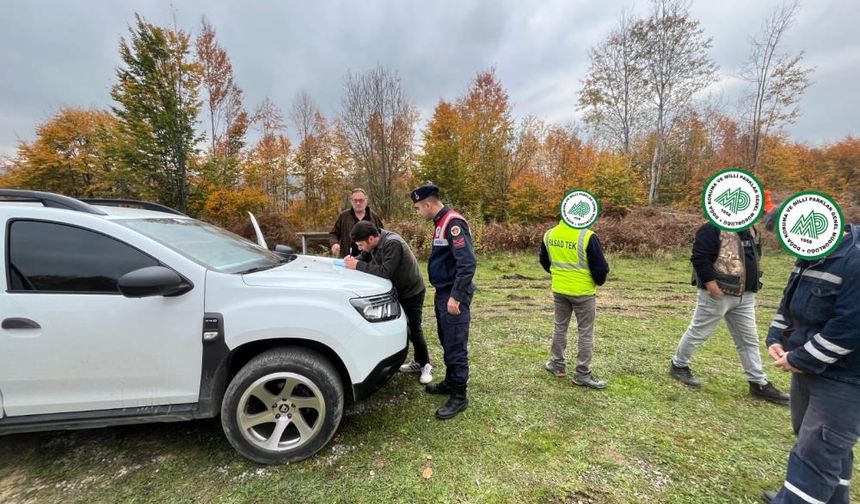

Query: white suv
<box><xmin>0</xmin><ymin>190</ymin><xmax>407</xmax><ymax>464</ymax></box>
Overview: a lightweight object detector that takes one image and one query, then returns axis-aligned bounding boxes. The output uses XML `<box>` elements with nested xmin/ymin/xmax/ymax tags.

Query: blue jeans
<box><xmin>774</xmin><ymin>373</ymin><xmax>860</xmax><ymax>503</ymax></box>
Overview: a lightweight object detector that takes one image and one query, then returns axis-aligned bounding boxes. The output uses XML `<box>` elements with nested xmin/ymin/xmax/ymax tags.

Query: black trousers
<box><xmin>434</xmin><ymin>288</ymin><xmax>471</xmax><ymax>390</ymax></box>
<box><xmin>400</xmin><ymin>290</ymin><xmax>430</xmax><ymax>366</ymax></box>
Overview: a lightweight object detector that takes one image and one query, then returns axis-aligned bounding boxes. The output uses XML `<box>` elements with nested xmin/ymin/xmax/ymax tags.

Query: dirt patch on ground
<box><xmin>548</xmin><ymin>489</ymin><xmax>615</xmax><ymax>504</ymax></box>
<box><xmin>506</xmin><ymin>294</ymin><xmax>532</xmax><ymax>301</ymax></box>
<box><xmin>0</xmin><ymin>468</ymin><xmax>25</xmax><ymax>503</ymax></box>
<box><xmin>500</xmin><ymin>273</ymin><xmax>541</xmax><ymax>281</ymax></box>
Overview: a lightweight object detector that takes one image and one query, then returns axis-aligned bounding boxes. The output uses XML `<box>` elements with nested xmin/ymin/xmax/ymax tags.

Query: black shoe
<box><xmin>425</xmin><ymin>381</ymin><xmax>450</xmax><ymax>395</ymax></box>
<box><xmin>750</xmin><ymin>381</ymin><xmax>790</xmax><ymax>405</ymax></box>
<box><xmin>670</xmin><ymin>362</ymin><xmax>701</xmax><ymax>388</ymax></box>
<box><xmin>761</xmin><ymin>490</ymin><xmax>777</xmax><ymax>503</ymax></box>
<box><xmin>436</xmin><ymin>392</ymin><xmax>469</xmax><ymax>420</ymax></box>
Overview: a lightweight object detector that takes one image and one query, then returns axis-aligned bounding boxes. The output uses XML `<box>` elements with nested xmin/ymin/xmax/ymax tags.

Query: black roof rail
<box><xmin>79</xmin><ymin>199</ymin><xmax>187</xmax><ymax>216</ymax></box>
<box><xmin>0</xmin><ymin>189</ymin><xmax>108</xmax><ymax>216</ymax></box>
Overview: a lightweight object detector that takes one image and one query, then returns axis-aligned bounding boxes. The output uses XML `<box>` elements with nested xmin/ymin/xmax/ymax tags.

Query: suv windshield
<box><xmin>118</xmin><ymin>218</ymin><xmax>284</xmax><ymax>274</ymax></box>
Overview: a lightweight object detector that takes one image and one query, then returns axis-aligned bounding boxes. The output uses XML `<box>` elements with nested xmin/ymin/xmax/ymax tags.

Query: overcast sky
<box><xmin>1</xmin><ymin>0</ymin><xmax>858</xmax><ymax>158</ymax></box>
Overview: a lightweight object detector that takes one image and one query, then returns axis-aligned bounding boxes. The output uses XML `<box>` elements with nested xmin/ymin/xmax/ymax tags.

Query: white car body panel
<box><xmin>206</xmin><ymin>256</ymin><xmax>406</xmax><ymax>385</ymax></box>
<box><xmin>0</xmin><ymin>206</ymin><xmax>206</xmax><ymax>416</ymax></box>
<box><xmin>0</xmin><ymin>202</ymin><xmax>406</xmax><ymax>421</ymax></box>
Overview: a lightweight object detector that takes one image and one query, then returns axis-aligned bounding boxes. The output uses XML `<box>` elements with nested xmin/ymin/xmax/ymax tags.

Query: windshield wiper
<box><xmin>236</xmin><ymin>256</ymin><xmax>291</xmax><ymax>275</ymax></box>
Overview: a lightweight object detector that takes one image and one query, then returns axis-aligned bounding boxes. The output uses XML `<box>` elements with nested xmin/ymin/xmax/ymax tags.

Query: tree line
<box><xmin>1</xmin><ymin>1</ymin><xmax>857</xmax><ymax>233</ymax></box>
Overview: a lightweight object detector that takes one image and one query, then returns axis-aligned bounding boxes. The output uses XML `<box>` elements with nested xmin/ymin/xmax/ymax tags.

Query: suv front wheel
<box><xmin>221</xmin><ymin>347</ymin><xmax>344</xmax><ymax>464</ymax></box>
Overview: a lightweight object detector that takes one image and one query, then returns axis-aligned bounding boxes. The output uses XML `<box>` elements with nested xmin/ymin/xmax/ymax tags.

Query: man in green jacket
<box><xmin>345</xmin><ymin>221</ymin><xmax>433</xmax><ymax>385</ymax></box>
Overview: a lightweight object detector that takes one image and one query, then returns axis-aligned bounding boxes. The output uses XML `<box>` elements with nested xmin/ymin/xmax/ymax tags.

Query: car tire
<box><xmin>221</xmin><ymin>347</ymin><xmax>344</xmax><ymax>464</ymax></box>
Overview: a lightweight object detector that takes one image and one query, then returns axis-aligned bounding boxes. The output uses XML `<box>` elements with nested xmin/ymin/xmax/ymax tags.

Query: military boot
<box><xmin>435</xmin><ymin>387</ymin><xmax>468</xmax><ymax>420</ymax></box>
<box><xmin>425</xmin><ymin>381</ymin><xmax>450</xmax><ymax>395</ymax></box>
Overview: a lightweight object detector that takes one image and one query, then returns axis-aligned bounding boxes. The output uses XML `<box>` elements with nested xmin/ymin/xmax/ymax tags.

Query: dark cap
<box><xmin>410</xmin><ymin>183</ymin><xmax>439</xmax><ymax>203</ymax></box>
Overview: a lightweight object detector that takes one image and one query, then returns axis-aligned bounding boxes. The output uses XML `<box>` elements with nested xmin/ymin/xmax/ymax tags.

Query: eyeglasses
<box><xmin>352</xmin><ymin>198</ymin><xmax>366</xmax><ymax>203</ymax></box>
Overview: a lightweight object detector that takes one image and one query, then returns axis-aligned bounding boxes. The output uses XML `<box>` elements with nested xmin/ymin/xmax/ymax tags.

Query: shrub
<box><xmin>386</xmin><ymin>207</ymin><xmax>709</xmax><ymax>259</ymax></box>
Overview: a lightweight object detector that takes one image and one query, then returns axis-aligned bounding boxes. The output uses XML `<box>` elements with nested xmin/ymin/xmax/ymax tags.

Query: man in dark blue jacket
<box><xmin>411</xmin><ymin>183</ymin><xmax>476</xmax><ymax>420</ymax></box>
<box><xmin>762</xmin><ymin>224</ymin><xmax>860</xmax><ymax>504</ymax></box>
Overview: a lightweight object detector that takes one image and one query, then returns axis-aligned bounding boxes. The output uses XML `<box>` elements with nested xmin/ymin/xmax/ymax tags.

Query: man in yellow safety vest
<box><xmin>539</xmin><ymin>219</ymin><xmax>610</xmax><ymax>389</ymax></box>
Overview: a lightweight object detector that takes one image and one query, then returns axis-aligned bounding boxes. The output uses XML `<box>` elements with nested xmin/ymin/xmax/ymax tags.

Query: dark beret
<box><xmin>410</xmin><ymin>183</ymin><xmax>439</xmax><ymax>202</ymax></box>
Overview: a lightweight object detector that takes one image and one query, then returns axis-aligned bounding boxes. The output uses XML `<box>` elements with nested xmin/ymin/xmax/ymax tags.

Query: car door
<box><xmin>0</xmin><ymin>217</ymin><xmax>205</xmax><ymax>417</ymax></box>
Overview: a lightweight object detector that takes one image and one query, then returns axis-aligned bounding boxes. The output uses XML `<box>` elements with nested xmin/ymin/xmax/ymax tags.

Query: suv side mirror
<box><xmin>274</xmin><ymin>244</ymin><xmax>295</xmax><ymax>259</ymax></box>
<box><xmin>118</xmin><ymin>266</ymin><xmax>193</xmax><ymax>298</ymax></box>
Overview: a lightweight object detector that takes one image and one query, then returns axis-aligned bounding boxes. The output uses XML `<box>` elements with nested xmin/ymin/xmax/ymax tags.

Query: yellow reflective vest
<box><xmin>543</xmin><ymin>222</ymin><xmax>596</xmax><ymax>296</ymax></box>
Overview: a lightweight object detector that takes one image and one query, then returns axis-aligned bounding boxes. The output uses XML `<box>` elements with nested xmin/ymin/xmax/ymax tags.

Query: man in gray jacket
<box><xmin>344</xmin><ymin>221</ymin><xmax>433</xmax><ymax>385</ymax></box>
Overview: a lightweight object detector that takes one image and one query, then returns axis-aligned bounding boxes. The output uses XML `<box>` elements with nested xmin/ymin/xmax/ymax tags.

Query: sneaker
<box><xmin>544</xmin><ymin>361</ymin><xmax>567</xmax><ymax>378</ymax></box>
<box><xmin>419</xmin><ymin>363</ymin><xmax>433</xmax><ymax>385</ymax></box>
<box><xmin>750</xmin><ymin>381</ymin><xmax>790</xmax><ymax>405</ymax></box>
<box><xmin>670</xmin><ymin>362</ymin><xmax>701</xmax><ymax>388</ymax></box>
<box><xmin>572</xmin><ymin>374</ymin><xmax>607</xmax><ymax>389</ymax></box>
<box><xmin>761</xmin><ymin>491</ymin><xmax>777</xmax><ymax>503</ymax></box>
<box><xmin>399</xmin><ymin>360</ymin><xmax>421</xmax><ymax>373</ymax></box>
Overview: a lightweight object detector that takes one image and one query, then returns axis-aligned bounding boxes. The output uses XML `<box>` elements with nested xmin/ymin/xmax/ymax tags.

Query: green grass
<box><xmin>1</xmin><ymin>250</ymin><xmax>857</xmax><ymax>503</ymax></box>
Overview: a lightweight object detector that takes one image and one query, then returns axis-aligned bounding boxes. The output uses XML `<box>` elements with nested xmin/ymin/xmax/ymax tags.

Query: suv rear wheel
<box><xmin>221</xmin><ymin>347</ymin><xmax>344</xmax><ymax>464</ymax></box>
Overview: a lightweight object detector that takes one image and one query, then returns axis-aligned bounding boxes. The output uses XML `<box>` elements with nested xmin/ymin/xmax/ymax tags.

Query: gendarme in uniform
<box><xmin>410</xmin><ymin>183</ymin><xmax>476</xmax><ymax>420</ymax></box>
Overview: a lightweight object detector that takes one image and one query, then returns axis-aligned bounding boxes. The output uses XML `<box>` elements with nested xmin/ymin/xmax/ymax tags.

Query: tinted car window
<box><xmin>8</xmin><ymin>220</ymin><xmax>159</xmax><ymax>293</ymax></box>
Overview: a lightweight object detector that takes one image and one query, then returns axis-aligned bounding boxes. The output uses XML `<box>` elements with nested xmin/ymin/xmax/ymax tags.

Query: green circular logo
<box><xmin>560</xmin><ymin>189</ymin><xmax>600</xmax><ymax>229</ymax></box>
<box><xmin>776</xmin><ymin>191</ymin><xmax>845</xmax><ymax>260</ymax></box>
<box><xmin>702</xmin><ymin>168</ymin><xmax>764</xmax><ymax>232</ymax></box>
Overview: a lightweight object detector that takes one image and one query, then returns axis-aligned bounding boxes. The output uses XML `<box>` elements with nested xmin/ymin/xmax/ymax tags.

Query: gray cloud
<box><xmin>1</xmin><ymin>0</ymin><xmax>857</xmax><ymax>157</ymax></box>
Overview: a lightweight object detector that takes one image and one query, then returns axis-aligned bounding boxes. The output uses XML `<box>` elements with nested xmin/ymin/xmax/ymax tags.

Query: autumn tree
<box><xmin>111</xmin><ymin>14</ymin><xmax>202</xmax><ymax>212</ymax></box>
<box><xmin>539</xmin><ymin>124</ymin><xmax>595</xmax><ymax>182</ymax></box>
<box><xmin>579</xmin><ymin>10</ymin><xmax>647</xmax><ymax>154</ymax></box>
<box><xmin>589</xmin><ymin>154</ymin><xmax>646</xmax><ymax>210</ymax></box>
<box><xmin>290</xmin><ymin>90</ymin><xmax>349</xmax><ymax>228</ymax></box>
<box><xmin>417</xmin><ymin>100</ymin><xmax>466</xmax><ymax>207</ymax></box>
<box><xmin>820</xmin><ymin>137</ymin><xmax>860</xmax><ymax>203</ymax></box>
<box><xmin>457</xmin><ymin>68</ymin><xmax>516</xmax><ymax>219</ymax></box>
<box><xmin>668</xmin><ymin>104</ymin><xmax>746</xmax><ymax>207</ymax></box>
<box><xmin>196</xmin><ymin>17</ymin><xmax>249</xmax><ymax>185</ymax></box>
<box><xmin>1</xmin><ymin>108</ymin><xmax>120</xmax><ymax>197</ymax></box>
<box><xmin>244</xmin><ymin>98</ymin><xmax>292</xmax><ymax>211</ymax></box>
<box><xmin>742</xmin><ymin>0</ymin><xmax>813</xmax><ymax>175</ymax></box>
<box><xmin>339</xmin><ymin>65</ymin><xmax>418</xmax><ymax>218</ymax></box>
<box><xmin>633</xmin><ymin>0</ymin><xmax>717</xmax><ymax>205</ymax></box>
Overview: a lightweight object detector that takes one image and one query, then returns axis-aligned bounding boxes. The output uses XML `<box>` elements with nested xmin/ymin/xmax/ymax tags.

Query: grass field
<box><xmin>1</xmin><ymin>250</ymin><xmax>857</xmax><ymax>503</ymax></box>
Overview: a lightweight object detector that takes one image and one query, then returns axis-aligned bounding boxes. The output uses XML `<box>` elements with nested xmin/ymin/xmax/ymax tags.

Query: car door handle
<box><xmin>2</xmin><ymin>318</ymin><xmax>41</xmax><ymax>329</ymax></box>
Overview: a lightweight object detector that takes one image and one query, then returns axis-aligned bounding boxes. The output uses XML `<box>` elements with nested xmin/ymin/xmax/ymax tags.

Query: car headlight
<box><xmin>350</xmin><ymin>291</ymin><xmax>401</xmax><ymax>322</ymax></box>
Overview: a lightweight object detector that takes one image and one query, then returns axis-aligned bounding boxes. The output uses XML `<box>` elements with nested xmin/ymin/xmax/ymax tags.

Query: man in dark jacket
<box><xmin>669</xmin><ymin>221</ymin><xmax>789</xmax><ymax>404</ymax></box>
<box><xmin>762</xmin><ymin>225</ymin><xmax>860</xmax><ymax>504</ymax></box>
<box><xmin>329</xmin><ymin>188</ymin><xmax>384</xmax><ymax>258</ymax></box>
<box><xmin>345</xmin><ymin>221</ymin><xmax>432</xmax><ymax>385</ymax></box>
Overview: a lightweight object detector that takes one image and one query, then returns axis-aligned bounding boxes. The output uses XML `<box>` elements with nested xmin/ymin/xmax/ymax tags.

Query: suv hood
<box><xmin>241</xmin><ymin>255</ymin><xmax>392</xmax><ymax>297</ymax></box>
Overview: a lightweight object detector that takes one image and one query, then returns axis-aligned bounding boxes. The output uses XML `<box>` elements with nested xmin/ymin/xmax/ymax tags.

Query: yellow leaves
<box><xmin>421</xmin><ymin>455</ymin><xmax>434</xmax><ymax>480</ymax></box>
<box><xmin>203</xmin><ymin>187</ymin><xmax>269</xmax><ymax>224</ymax></box>
<box><xmin>6</xmin><ymin>108</ymin><xmax>119</xmax><ymax>198</ymax></box>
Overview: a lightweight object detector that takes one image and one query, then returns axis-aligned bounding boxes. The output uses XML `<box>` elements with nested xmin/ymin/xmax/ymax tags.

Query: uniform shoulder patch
<box><xmin>453</xmin><ymin>237</ymin><xmax>466</xmax><ymax>248</ymax></box>
<box><xmin>450</xmin><ymin>225</ymin><xmax>462</xmax><ymax>237</ymax></box>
